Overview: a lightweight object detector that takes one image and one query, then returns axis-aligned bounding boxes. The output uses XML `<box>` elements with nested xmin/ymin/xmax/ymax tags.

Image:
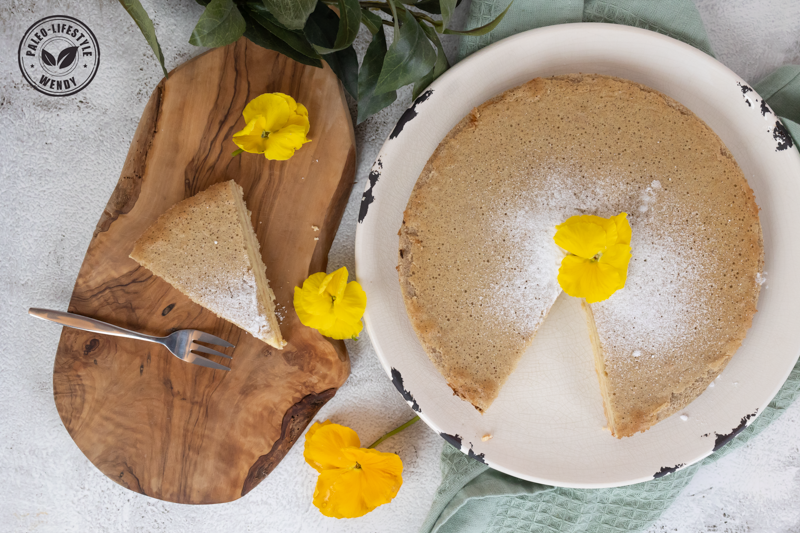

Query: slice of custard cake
<box><xmin>130</xmin><ymin>180</ymin><xmax>286</xmax><ymax>349</ymax></box>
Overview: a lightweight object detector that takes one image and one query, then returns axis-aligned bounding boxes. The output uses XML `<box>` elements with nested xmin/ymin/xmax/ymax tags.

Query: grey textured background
<box><xmin>1</xmin><ymin>1</ymin><xmax>798</xmax><ymax>532</ymax></box>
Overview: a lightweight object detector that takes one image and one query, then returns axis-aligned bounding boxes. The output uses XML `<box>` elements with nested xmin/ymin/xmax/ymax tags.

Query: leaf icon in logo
<box><xmin>57</xmin><ymin>46</ymin><xmax>79</xmax><ymax>69</ymax></box>
<box><xmin>41</xmin><ymin>49</ymin><xmax>57</xmax><ymax>67</ymax></box>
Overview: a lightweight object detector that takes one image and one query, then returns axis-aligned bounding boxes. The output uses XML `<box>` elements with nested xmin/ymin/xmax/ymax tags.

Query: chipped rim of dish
<box><xmin>354</xmin><ymin>23</ymin><xmax>800</xmax><ymax>488</ymax></box>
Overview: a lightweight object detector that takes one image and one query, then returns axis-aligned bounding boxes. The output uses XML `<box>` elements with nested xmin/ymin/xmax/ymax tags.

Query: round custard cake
<box><xmin>398</xmin><ymin>74</ymin><xmax>763</xmax><ymax>438</ymax></box>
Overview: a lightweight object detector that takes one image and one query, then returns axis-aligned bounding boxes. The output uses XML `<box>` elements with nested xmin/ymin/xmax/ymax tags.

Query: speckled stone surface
<box><xmin>0</xmin><ymin>1</ymin><xmax>798</xmax><ymax>532</ymax></box>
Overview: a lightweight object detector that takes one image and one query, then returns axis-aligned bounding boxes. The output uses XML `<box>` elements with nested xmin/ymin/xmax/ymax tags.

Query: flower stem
<box><xmin>367</xmin><ymin>415</ymin><xmax>420</xmax><ymax>449</ymax></box>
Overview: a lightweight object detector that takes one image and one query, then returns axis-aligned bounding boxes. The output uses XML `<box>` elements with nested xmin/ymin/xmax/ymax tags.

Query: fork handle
<box><xmin>28</xmin><ymin>308</ymin><xmax>162</xmax><ymax>344</ymax></box>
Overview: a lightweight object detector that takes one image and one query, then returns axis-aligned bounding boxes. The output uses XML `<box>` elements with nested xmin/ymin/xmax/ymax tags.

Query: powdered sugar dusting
<box><xmin>481</xmin><ymin>158</ymin><xmax>711</xmax><ymax>361</ymax></box>
<box><xmin>487</xmin><ymin>150</ymin><xmax>758</xmax><ymax>390</ymax></box>
<box><xmin>200</xmin><ymin>268</ymin><xmax>271</xmax><ymax>338</ymax></box>
<box><xmin>482</xmin><ymin>177</ymin><xmax>565</xmax><ymax>337</ymax></box>
<box><xmin>593</xmin><ymin>228</ymin><xmax>708</xmax><ymax>359</ymax></box>
<box><xmin>476</xmin><ymin>160</ymin><xmax>635</xmax><ymax>333</ymax></box>
<box><xmin>637</xmin><ymin>181</ymin><xmax>661</xmax><ymax>213</ymax></box>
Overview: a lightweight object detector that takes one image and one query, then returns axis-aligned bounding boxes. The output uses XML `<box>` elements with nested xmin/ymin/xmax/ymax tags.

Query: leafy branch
<box><xmin>118</xmin><ymin>0</ymin><xmax>511</xmax><ymax>123</ymax></box>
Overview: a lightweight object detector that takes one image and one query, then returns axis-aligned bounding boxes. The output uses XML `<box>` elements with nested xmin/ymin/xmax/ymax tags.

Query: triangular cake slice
<box><xmin>130</xmin><ymin>180</ymin><xmax>286</xmax><ymax>349</ymax></box>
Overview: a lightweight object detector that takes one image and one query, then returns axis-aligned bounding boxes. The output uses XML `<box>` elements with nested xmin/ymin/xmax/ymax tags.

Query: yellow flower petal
<box><xmin>312</xmin><ymin>447</ymin><xmax>403</xmax><ymax>519</ymax></box>
<box><xmin>263</xmin><ymin>115</ymin><xmax>311</xmax><ymax>159</ymax></box>
<box><xmin>295</xmin><ymin>272</ymin><xmax>327</xmax><ymax>300</ymax></box>
<box><xmin>285</xmin><ymin>108</ymin><xmax>311</xmax><ymax>135</ymax></box>
<box><xmin>232</xmin><ymin>117</ymin><xmax>270</xmax><ymax>153</ymax></box>
<box><xmin>242</xmin><ymin>93</ymin><xmax>291</xmax><ymax>131</ymax></box>
<box><xmin>294</xmin><ymin>268</ymin><xmax>367</xmax><ymax>339</ymax></box>
<box><xmin>304</xmin><ymin>421</ymin><xmax>361</xmax><ymax>472</ymax></box>
<box><xmin>266</xmin><ymin>124</ymin><xmax>312</xmax><ymax>157</ymax></box>
<box><xmin>554</xmin><ymin>215</ymin><xmax>617</xmax><ymax>259</ymax></box>
<box><xmin>305</xmin><ymin>419</ymin><xmax>332</xmax><ymax>441</ymax></box>
<box><xmin>273</xmin><ymin>92</ymin><xmax>299</xmax><ymax>114</ymax></box>
<box><xmin>600</xmin><ymin>243</ymin><xmax>632</xmax><ymax>287</ymax></box>
<box><xmin>296</xmin><ymin>102</ymin><xmax>309</xmax><ymax>118</ymax></box>
<box><xmin>599</xmin><ymin>243</ymin><xmax>632</xmax><ymax>271</ymax></box>
<box><xmin>299</xmin><ymin>294</ymin><xmax>334</xmax><ymax>319</ymax></box>
<box><xmin>313</xmin><ymin>468</ymin><xmax>368</xmax><ymax>519</ymax></box>
<box><xmin>294</xmin><ymin>274</ymin><xmax>337</xmax><ymax>331</ymax></box>
<box><xmin>554</xmin><ymin>212</ymin><xmax>632</xmax><ymax>302</ymax></box>
<box><xmin>285</xmin><ymin>115</ymin><xmax>311</xmax><ymax>135</ymax></box>
<box><xmin>320</xmin><ymin>267</ymin><xmax>349</xmax><ymax>301</ymax></box>
<box><xmin>234</xmin><ymin>93</ymin><xmax>310</xmax><ymax>160</ymax></box>
<box><xmin>334</xmin><ymin>281</ymin><xmax>367</xmax><ymax>323</ymax></box>
<box><xmin>558</xmin><ymin>255</ymin><xmax>626</xmax><ymax>303</ymax></box>
<box><xmin>263</xmin><ymin>140</ymin><xmax>297</xmax><ymax>161</ymax></box>
<box><xmin>318</xmin><ymin>317</ymin><xmax>364</xmax><ymax>340</ymax></box>
<box><xmin>611</xmin><ymin>212</ymin><xmax>632</xmax><ymax>245</ymax></box>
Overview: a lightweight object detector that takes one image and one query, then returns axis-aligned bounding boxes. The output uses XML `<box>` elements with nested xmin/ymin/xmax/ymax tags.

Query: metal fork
<box><xmin>29</xmin><ymin>308</ymin><xmax>234</xmax><ymax>371</ymax></box>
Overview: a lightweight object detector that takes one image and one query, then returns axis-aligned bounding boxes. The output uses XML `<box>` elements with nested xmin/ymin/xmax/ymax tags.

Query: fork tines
<box><xmin>192</xmin><ymin>342</ymin><xmax>232</xmax><ymax>359</ymax></box>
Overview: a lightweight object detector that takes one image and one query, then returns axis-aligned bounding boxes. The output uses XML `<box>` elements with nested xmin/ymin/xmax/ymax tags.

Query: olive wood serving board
<box><xmin>52</xmin><ymin>38</ymin><xmax>355</xmax><ymax>504</ymax></box>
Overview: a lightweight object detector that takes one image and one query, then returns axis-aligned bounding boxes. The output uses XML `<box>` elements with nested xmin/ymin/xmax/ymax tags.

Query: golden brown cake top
<box><xmin>399</xmin><ymin>74</ymin><xmax>762</xmax><ymax>422</ymax></box>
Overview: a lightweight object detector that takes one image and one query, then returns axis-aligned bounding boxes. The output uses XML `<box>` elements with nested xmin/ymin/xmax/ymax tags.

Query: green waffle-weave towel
<box><xmin>420</xmin><ymin>1</ymin><xmax>800</xmax><ymax>532</ymax></box>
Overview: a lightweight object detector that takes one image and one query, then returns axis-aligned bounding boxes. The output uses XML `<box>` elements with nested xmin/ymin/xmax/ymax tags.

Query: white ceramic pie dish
<box><xmin>354</xmin><ymin>23</ymin><xmax>800</xmax><ymax>487</ymax></box>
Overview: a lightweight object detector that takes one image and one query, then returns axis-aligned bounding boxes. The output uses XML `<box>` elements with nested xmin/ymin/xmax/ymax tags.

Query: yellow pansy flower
<box><xmin>232</xmin><ymin>93</ymin><xmax>310</xmax><ymax>160</ymax></box>
<box><xmin>304</xmin><ymin>420</ymin><xmax>404</xmax><ymax>519</ymax></box>
<box><xmin>554</xmin><ymin>213</ymin><xmax>632</xmax><ymax>303</ymax></box>
<box><xmin>294</xmin><ymin>266</ymin><xmax>366</xmax><ymax>340</ymax></box>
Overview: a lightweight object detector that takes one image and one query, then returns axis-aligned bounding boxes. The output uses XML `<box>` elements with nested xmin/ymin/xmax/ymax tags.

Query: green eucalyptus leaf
<box><xmin>189</xmin><ymin>0</ymin><xmax>246</xmax><ymax>47</ymax></box>
<box><xmin>241</xmin><ymin>9</ymin><xmax>322</xmax><ymax>67</ymax></box>
<box><xmin>244</xmin><ymin>2</ymin><xmax>321</xmax><ymax>60</ymax></box>
<box><xmin>118</xmin><ymin>0</ymin><xmax>169</xmax><ymax>77</ymax></box>
<box><xmin>374</xmin><ymin>7</ymin><xmax>436</xmax><ymax>95</ymax></box>
<box><xmin>439</xmin><ymin>0</ymin><xmax>457</xmax><ymax>29</ymax></box>
<box><xmin>357</xmin><ymin>27</ymin><xmax>397</xmax><ymax>124</ymax></box>
<box><xmin>423</xmin><ymin>22</ymin><xmax>448</xmax><ymax>77</ymax></box>
<box><xmin>443</xmin><ymin>0</ymin><xmax>512</xmax><ymax>35</ymax></box>
<box><xmin>413</xmin><ymin>22</ymin><xmax>448</xmax><ymax>100</ymax></box>
<box><xmin>361</xmin><ymin>9</ymin><xmax>384</xmax><ymax>35</ymax></box>
<box><xmin>311</xmin><ymin>0</ymin><xmax>361</xmax><ymax>54</ymax></box>
<box><xmin>261</xmin><ymin>0</ymin><xmax>316</xmax><ymax>31</ymax></box>
<box><xmin>305</xmin><ymin>3</ymin><xmax>359</xmax><ymax>98</ymax></box>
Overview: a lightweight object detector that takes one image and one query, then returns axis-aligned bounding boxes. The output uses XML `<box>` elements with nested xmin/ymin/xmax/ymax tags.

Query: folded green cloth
<box><xmin>420</xmin><ymin>2</ymin><xmax>800</xmax><ymax>532</ymax></box>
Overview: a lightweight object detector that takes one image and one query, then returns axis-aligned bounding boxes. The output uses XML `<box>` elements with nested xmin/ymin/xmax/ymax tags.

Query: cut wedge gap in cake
<box><xmin>130</xmin><ymin>180</ymin><xmax>286</xmax><ymax>349</ymax></box>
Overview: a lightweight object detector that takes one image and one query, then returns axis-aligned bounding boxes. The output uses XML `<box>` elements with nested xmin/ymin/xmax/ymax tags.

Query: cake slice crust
<box><xmin>130</xmin><ymin>180</ymin><xmax>286</xmax><ymax>349</ymax></box>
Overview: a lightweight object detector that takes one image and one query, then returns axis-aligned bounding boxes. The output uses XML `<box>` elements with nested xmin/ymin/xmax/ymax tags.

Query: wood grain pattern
<box><xmin>52</xmin><ymin>38</ymin><xmax>355</xmax><ymax>504</ymax></box>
